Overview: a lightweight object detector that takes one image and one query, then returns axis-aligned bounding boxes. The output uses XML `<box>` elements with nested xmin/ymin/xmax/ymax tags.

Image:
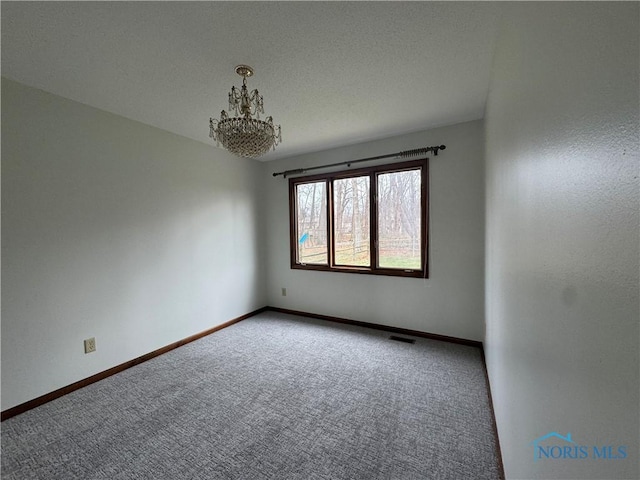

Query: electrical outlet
<box><xmin>84</xmin><ymin>337</ymin><xmax>96</xmax><ymax>354</ymax></box>
<box><xmin>281</xmin><ymin>287</ymin><xmax>287</xmax><ymax>296</ymax></box>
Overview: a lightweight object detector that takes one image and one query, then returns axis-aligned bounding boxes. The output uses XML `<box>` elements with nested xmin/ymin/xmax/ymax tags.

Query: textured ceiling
<box><xmin>2</xmin><ymin>2</ymin><xmax>502</xmax><ymax>161</ymax></box>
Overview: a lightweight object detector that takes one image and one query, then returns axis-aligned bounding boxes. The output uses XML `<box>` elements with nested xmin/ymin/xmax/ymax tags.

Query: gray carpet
<box><xmin>2</xmin><ymin>312</ymin><xmax>502</xmax><ymax>479</ymax></box>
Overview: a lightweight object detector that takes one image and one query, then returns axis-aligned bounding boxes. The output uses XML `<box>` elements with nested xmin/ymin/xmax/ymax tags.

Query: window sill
<box><xmin>291</xmin><ymin>263</ymin><xmax>427</xmax><ymax>278</ymax></box>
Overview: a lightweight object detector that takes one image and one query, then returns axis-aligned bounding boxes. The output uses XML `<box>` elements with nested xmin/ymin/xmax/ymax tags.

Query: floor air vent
<box><xmin>389</xmin><ymin>335</ymin><xmax>416</xmax><ymax>344</ymax></box>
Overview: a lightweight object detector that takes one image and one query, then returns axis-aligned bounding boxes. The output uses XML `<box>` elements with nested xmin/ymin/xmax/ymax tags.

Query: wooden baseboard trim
<box><xmin>1</xmin><ymin>307</ymin><xmax>267</xmax><ymax>421</ymax></box>
<box><xmin>265</xmin><ymin>306</ymin><xmax>482</xmax><ymax>348</ymax></box>
<box><xmin>479</xmin><ymin>348</ymin><xmax>506</xmax><ymax>480</ymax></box>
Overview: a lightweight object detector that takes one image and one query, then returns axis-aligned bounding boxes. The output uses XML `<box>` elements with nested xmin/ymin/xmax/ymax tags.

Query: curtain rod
<box><xmin>272</xmin><ymin>145</ymin><xmax>446</xmax><ymax>178</ymax></box>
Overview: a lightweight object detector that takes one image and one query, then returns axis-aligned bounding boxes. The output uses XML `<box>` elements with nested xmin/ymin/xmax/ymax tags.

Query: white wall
<box><xmin>1</xmin><ymin>79</ymin><xmax>266</xmax><ymax>410</ymax></box>
<box><xmin>485</xmin><ymin>3</ymin><xmax>639</xmax><ymax>479</ymax></box>
<box><xmin>262</xmin><ymin>120</ymin><xmax>485</xmax><ymax>341</ymax></box>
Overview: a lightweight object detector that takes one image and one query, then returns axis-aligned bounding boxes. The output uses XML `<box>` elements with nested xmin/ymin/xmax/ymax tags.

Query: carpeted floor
<box><xmin>2</xmin><ymin>311</ymin><xmax>502</xmax><ymax>479</ymax></box>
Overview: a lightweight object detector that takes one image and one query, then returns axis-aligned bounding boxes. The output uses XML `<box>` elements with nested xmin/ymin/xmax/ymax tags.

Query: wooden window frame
<box><xmin>289</xmin><ymin>158</ymin><xmax>429</xmax><ymax>278</ymax></box>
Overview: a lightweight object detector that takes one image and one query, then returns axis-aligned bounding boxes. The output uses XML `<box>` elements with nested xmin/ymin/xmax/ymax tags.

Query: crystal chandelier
<box><xmin>209</xmin><ymin>65</ymin><xmax>282</xmax><ymax>158</ymax></box>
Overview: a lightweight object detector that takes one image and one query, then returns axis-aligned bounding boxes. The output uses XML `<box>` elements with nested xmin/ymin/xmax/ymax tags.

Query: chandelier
<box><xmin>209</xmin><ymin>65</ymin><xmax>282</xmax><ymax>158</ymax></box>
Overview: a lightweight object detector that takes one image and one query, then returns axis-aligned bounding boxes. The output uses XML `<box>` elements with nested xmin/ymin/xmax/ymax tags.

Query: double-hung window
<box><xmin>289</xmin><ymin>158</ymin><xmax>428</xmax><ymax>278</ymax></box>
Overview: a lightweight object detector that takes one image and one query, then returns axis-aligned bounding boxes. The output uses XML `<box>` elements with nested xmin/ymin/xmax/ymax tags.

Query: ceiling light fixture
<box><xmin>209</xmin><ymin>65</ymin><xmax>282</xmax><ymax>158</ymax></box>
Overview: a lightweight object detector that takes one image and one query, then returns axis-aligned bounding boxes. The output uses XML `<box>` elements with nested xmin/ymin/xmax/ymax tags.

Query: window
<box><xmin>289</xmin><ymin>158</ymin><xmax>428</xmax><ymax>278</ymax></box>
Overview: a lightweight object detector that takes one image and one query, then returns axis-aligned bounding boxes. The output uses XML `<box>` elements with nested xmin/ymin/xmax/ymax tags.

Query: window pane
<box><xmin>296</xmin><ymin>182</ymin><xmax>328</xmax><ymax>265</ymax></box>
<box><xmin>333</xmin><ymin>176</ymin><xmax>370</xmax><ymax>267</ymax></box>
<box><xmin>377</xmin><ymin>169</ymin><xmax>422</xmax><ymax>270</ymax></box>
